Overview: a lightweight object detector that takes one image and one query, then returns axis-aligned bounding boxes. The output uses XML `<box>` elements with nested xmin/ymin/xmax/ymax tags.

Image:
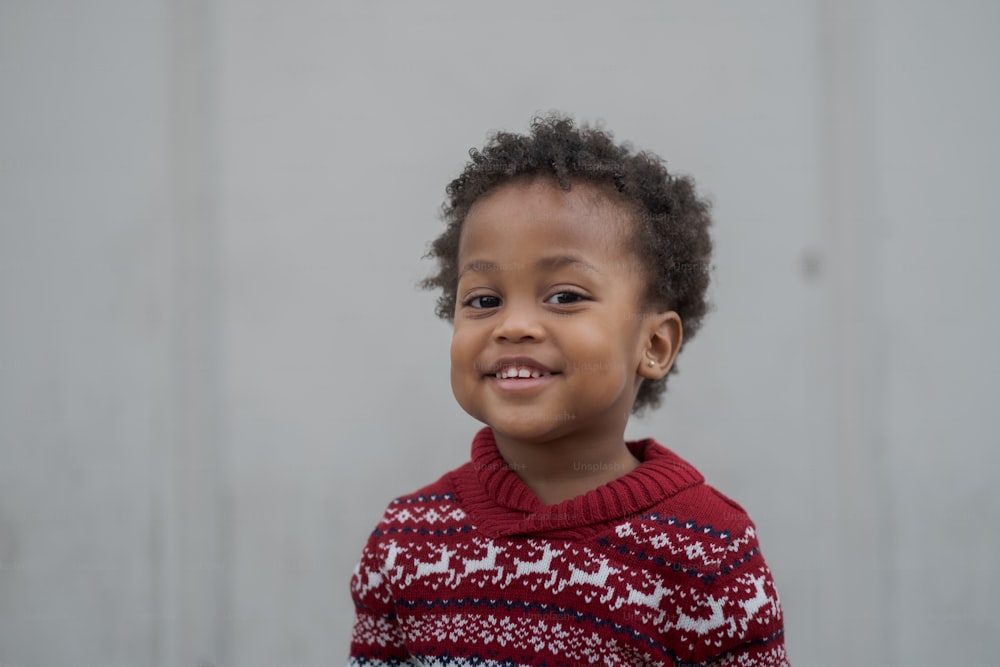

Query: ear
<box><xmin>637</xmin><ymin>311</ymin><xmax>683</xmax><ymax>380</ymax></box>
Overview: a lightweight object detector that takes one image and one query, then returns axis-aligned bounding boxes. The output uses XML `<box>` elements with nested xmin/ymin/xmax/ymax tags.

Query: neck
<box><xmin>492</xmin><ymin>428</ymin><xmax>641</xmax><ymax>505</ymax></box>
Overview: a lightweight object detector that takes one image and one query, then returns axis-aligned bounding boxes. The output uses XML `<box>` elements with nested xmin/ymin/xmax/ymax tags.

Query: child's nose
<box><xmin>493</xmin><ymin>301</ymin><xmax>545</xmax><ymax>342</ymax></box>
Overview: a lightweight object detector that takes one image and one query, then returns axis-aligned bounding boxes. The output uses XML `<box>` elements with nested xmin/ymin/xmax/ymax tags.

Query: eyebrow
<box><xmin>458</xmin><ymin>255</ymin><xmax>602</xmax><ymax>278</ymax></box>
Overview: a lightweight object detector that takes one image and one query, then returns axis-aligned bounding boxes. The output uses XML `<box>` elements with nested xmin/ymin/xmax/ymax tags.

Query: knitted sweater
<box><xmin>348</xmin><ymin>427</ymin><xmax>788</xmax><ymax>666</ymax></box>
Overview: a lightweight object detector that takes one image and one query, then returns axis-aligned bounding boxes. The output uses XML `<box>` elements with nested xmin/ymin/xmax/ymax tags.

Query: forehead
<box><xmin>458</xmin><ymin>176</ymin><xmax>636</xmax><ymax>261</ymax></box>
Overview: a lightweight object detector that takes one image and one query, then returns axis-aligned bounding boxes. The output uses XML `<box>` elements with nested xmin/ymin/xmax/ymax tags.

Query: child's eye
<box><xmin>466</xmin><ymin>294</ymin><xmax>502</xmax><ymax>309</ymax></box>
<box><xmin>545</xmin><ymin>291</ymin><xmax>586</xmax><ymax>305</ymax></box>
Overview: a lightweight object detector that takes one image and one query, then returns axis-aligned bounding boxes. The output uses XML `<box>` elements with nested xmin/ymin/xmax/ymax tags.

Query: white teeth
<box><xmin>495</xmin><ymin>365</ymin><xmax>550</xmax><ymax>379</ymax></box>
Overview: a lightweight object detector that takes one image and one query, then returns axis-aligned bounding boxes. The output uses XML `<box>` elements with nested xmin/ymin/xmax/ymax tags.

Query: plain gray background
<box><xmin>2</xmin><ymin>0</ymin><xmax>998</xmax><ymax>665</ymax></box>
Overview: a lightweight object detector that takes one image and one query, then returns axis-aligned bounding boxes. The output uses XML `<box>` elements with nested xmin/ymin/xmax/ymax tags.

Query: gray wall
<box><xmin>1</xmin><ymin>1</ymin><xmax>997</xmax><ymax>665</ymax></box>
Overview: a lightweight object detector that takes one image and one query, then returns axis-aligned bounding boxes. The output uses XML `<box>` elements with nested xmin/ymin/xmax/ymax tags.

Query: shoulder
<box><xmin>636</xmin><ymin>439</ymin><xmax>757</xmax><ymax>536</ymax></box>
<box><xmin>603</xmin><ymin>484</ymin><xmax>761</xmax><ymax>581</ymax></box>
<box><xmin>364</xmin><ymin>469</ymin><xmax>474</xmax><ymax>544</ymax></box>
<box><xmin>351</xmin><ymin>470</ymin><xmax>472</xmax><ymax>592</ymax></box>
<box><xmin>664</xmin><ymin>481</ymin><xmax>768</xmax><ymax>569</ymax></box>
<box><xmin>677</xmin><ymin>481</ymin><xmax>757</xmax><ymax>533</ymax></box>
<box><xmin>599</xmin><ymin>486</ymin><xmax>785</xmax><ymax>663</ymax></box>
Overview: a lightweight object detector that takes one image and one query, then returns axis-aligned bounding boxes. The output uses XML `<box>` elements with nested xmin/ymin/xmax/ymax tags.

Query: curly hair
<box><xmin>421</xmin><ymin>113</ymin><xmax>713</xmax><ymax>413</ymax></box>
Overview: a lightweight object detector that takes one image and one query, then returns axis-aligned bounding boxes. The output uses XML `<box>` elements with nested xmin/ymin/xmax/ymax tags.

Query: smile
<box><xmin>494</xmin><ymin>365</ymin><xmax>552</xmax><ymax>379</ymax></box>
<box><xmin>485</xmin><ymin>361</ymin><xmax>561</xmax><ymax>394</ymax></box>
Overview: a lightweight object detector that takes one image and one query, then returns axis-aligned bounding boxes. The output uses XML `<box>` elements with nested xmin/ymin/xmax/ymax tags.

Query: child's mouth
<box><xmin>485</xmin><ymin>360</ymin><xmax>561</xmax><ymax>393</ymax></box>
<box><xmin>494</xmin><ymin>365</ymin><xmax>553</xmax><ymax>380</ymax></box>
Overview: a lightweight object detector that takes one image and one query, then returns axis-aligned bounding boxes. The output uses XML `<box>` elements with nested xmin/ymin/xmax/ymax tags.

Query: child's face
<box><xmin>450</xmin><ymin>176</ymin><xmax>672</xmax><ymax>444</ymax></box>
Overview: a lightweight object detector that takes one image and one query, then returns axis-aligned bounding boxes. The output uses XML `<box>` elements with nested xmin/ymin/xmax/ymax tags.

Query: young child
<box><xmin>348</xmin><ymin>115</ymin><xmax>788</xmax><ymax>666</ymax></box>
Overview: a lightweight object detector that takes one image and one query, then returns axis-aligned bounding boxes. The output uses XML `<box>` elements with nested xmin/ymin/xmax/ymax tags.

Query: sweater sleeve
<box><xmin>347</xmin><ymin>528</ymin><xmax>413</xmax><ymax>665</ymax></box>
<box><xmin>697</xmin><ymin>560</ymin><xmax>788</xmax><ymax>667</ymax></box>
<box><xmin>683</xmin><ymin>493</ymin><xmax>789</xmax><ymax>666</ymax></box>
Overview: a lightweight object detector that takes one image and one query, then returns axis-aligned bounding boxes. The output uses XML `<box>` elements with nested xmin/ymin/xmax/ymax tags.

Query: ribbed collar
<box><xmin>449</xmin><ymin>426</ymin><xmax>705</xmax><ymax>539</ymax></box>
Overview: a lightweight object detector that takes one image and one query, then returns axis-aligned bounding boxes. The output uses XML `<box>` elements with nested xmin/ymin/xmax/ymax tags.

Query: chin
<box><xmin>485</xmin><ymin>412</ymin><xmax>573</xmax><ymax>444</ymax></box>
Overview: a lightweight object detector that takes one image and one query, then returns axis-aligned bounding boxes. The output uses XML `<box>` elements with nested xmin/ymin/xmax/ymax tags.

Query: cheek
<box><xmin>449</xmin><ymin>334</ymin><xmax>469</xmax><ymax>398</ymax></box>
<box><xmin>566</xmin><ymin>322</ymin><xmax>638</xmax><ymax>382</ymax></box>
<box><xmin>567</xmin><ymin>320</ymin><xmax>621</xmax><ymax>361</ymax></box>
<box><xmin>450</xmin><ymin>325</ymin><xmax>470</xmax><ymax>361</ymax></box>
<box><xmin>449</xmin><ymin>325</ymin><xmax>481</xmax><ymax>378</ymax></box>
<box><xmin>448</xmin><ymin>328</ymin><xmax>483</xmax><ymax>415</ymax></box>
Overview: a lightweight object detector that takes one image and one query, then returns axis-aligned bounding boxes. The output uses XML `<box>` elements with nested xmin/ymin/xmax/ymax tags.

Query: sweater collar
<box><xmin>451</xmin><ymin>426</ymin><xmax>704</xmax><ymax>538</ymax></box>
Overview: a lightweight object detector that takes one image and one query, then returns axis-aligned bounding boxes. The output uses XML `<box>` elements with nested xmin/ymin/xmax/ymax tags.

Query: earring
<box><xmin>647</xmin><ymin>360</ymin><xmax>656</xmax><ymax>367</ymax></box>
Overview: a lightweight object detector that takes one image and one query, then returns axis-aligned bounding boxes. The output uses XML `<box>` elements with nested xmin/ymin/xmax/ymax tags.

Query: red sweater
<box><xmin>348</xmin><ymin>427</ymin><xmax>788</xmax><ymax>666</ymax></box>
